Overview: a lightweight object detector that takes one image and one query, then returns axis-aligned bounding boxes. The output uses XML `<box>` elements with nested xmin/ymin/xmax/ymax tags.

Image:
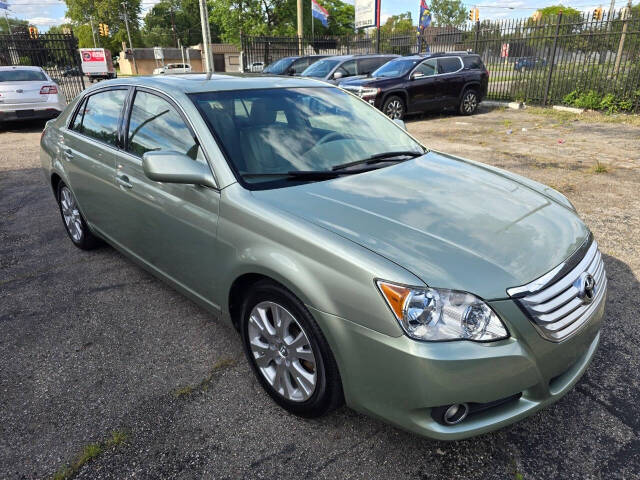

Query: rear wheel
<box><xmin>383</xmin><ymin>95</ymin><xmax>406</xmax><ymax>120</ymax></box>
<box><xmin>56</xmin><ymin>182</ymin><xmax>101</xmax><ymax>250</ymax></box>
<box><xmin>240</xmin><ymin>280</ymin><xmax>343</xmax><ymax>417</ymax></box>
<box><xmin>459</xmin><ymin>89</ymin><xmax>479</xmax><ymax>115</ymax></box>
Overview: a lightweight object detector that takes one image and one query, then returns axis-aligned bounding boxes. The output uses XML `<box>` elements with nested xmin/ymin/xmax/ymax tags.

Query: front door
<box><xmin>109</xmin><ymin>88</ymin><xmax>221</xmax><ymax>303</ymax></box>
<box><xmin>62</xmin><ymin>88</ymin><xmax>129</xmax><ymax>235</ymax></box>
<box><xmin>406</xmin><ymin>58</ymin><xmax>438</xmax><ymax>112</ymax></box>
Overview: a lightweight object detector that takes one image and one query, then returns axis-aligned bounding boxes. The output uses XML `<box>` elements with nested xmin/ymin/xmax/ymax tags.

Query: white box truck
<box><xmin>79</xmin><ymin>48</ymin><xmax>117</xmax><ymax>83</ymax></box>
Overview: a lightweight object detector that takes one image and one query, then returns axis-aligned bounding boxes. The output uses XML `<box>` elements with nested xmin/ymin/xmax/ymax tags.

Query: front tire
<box><xmin>56</xmin><ymin>182</ymin><xmax>101</xmax><ymax>250</ymax></box>
<box><xmin>240</xmin><ymin>280</ymin><xmax>343</xmax><ymax>417</ymax></box>
<box><xmin>459</xmin><ymin>89</ymin><xmax>479</xmax><ymax>115</ymax></box>
<box><xmin>382</xmin><ymin>95</ymin><xmax>406</xmax><ymax>120</ymax></box>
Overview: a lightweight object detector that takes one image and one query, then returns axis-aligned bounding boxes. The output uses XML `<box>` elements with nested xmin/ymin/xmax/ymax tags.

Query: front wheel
<box><xmin>382</xmin><ymin>95</ymin><xmax>406</xmax><ymax>120</ymax></box>
<box><xmin>240</xmin><ymin>280</ymin><xmax>343</xmax><ymax>417</ymax></box>
<box><xmin>459</xmin><ymin>89</ymin><xmax>479</xmax><ymax>115</ymax></box>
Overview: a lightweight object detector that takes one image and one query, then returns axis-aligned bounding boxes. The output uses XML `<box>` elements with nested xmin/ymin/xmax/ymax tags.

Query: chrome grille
<box><xmin>507</xmin><ymin>239</ymin><xmax>607</xmax><ymax>342</ymax></box>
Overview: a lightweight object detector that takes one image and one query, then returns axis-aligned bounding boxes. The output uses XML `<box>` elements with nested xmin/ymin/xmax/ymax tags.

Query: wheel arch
<box><xmin>381</xmin><ymin>89</ymin><xmax>408</xmax><ymax>107</ymax></box>
<box><xmin>459</xmin><ymin>81</ymin><xmax>481</xmax><ymax>100</ymax></box>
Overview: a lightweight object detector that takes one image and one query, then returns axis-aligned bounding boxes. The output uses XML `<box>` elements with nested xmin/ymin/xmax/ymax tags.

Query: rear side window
<box><xmin>291</xmin><ymin>58</ymin><xmax>310</xmax><ymax>74</ymax></box>
<box><xmin>70</xmin><ymin>97</ymin><xmax>87</xmax><ymax>132</ymax></box>
<box><xmin>438</xmin><ymin>57</ymin><xmax>462</xmax><ymax>74</ymax></box>
<box><xmin>463</xmin><ymin>55</ymin><xmax>484</xmax><ymax>70</ymax></box>
<box><xmin>127</xmin><ymin>91</ymin><xmax>204</xmax><ymax>162</ymax></box>
<box><xmin>80</xmin><ymin>89</ymin><xmax>128</xmax><ymax>147</ymax></box>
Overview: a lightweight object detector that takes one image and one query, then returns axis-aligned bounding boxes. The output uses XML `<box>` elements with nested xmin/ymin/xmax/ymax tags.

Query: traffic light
<box><xmin>28</xmin><ymin>26</ymin><xmax>38</xmax><ymax>39</ymax></box>
<box><xmin>98</xmin><ymin>23</ymin><xmax>109</xmax><ymax>36</ymax></box>
<box><xmin>103</xmin><ymin>24</ymin><xmax>109</xmax><ymax>36</ymax></box>
<box><xmin>469</xmin><ymin>8</ymin><xmax>479</xmax><ymax>22</ymax></box>
<box><xmin>531</xmin><ymin>11</ymin><xmax>542</xmax><ymax>22</ymax></box>
<box><xmin>592</xmin><ymin>7</ymin><xmax>603</xmax><ymax>21</ymax></box>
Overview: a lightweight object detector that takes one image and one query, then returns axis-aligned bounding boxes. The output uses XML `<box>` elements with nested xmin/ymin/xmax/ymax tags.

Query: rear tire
<box><xmin>459</xmin><ymin>89</ymin><xmax>479</xmax><ymax>115</ymax></box>
<box><xmin>382</xmin><ymin>95</ymin><xmax>406</xmax><ymax>120</ymax></box>
<box><xmin>240</xmin><ymin>280</ymin><xmax>343</xmax><ymax>417</ymax></box>
<box><xmin>56</xmin><ymin>181</ymin><xmax>101</xmax><ymax>250</ymax></box>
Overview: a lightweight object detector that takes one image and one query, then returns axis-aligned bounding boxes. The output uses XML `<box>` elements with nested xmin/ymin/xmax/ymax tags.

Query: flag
<box><xmin>312</xmin><ymin>0</ymin><xmax>329</xmax><ymax>27</ymax></box>
<box><xmin>0</xmin><ymin>2</ymin><xmax>9</xmax><ymax>10</ymax></box>
<box><xmin>417</xmin><ymin>0</ymin><xmax>432</xmax><ymax>33</ymax></box>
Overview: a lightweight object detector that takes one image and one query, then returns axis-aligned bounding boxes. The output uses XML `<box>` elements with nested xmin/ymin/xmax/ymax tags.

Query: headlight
<box><xmin>376</xmin><ymin>280</ymin><xmax>509</xmax><ymax>342</ymax></box>
<box><xmin>359</xmin><ymin>87</ymin><xmax>380</xmax><ymax>98</ymax></box>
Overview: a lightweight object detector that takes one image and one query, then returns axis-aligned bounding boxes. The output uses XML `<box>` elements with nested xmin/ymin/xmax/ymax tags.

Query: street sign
<box><xmin>153</xmin><ymin>47</ymin><xmax>164</xmax><ymax>60</ymax></box>
<box><xmin>501</xmin><ymin>43</ymin><xmax>510</xmax><ymax>58</ymax></box>
<box><xmin>354</xmin><ymin>0</ymin><xmax>378</xmax><ymax>29</ymax></box>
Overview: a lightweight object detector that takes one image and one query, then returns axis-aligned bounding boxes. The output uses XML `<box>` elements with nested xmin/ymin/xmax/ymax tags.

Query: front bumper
<box><xmin>309</xmin><ymin>291</ymin><xmax>605</xmax><ymax>440</ymax></box>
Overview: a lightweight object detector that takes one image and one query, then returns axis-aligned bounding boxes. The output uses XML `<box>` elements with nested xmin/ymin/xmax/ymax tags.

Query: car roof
<box><xmin>401</xmin><ymin>52</ymin><xmax>475</xmax><ymax>61</ymax></box>
<box><xmin>90</xmin><ymin>73</ymin><xmax>334</xmax><ymax>94</ymax></box>
<box><xmin>0</xmin><ymin>65</ymin><xmax>44</xmax><ymax>71</ymax></box>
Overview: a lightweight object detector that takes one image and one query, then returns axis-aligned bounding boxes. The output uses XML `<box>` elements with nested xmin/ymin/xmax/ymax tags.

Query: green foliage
<box><xmin>0</xmin><ymin>17</ymin><xmax>28</xmax><ymax>34</ymax></box>
<box><xmin>380</xmin><ymin>12</ymin><xmax>414</xmax><ymax>35</ymax></box>
<box><xmin>51</xmin><ymin>431</ymin><xmax>127</xmax><ymax>480</ymax></box>
<box><xmin>142</xmin><ymin>0</ymin><xmax>215</xmax><ymax>47</ymax></box>
<box><xmin>562</xmin><ymin>89</ymin><xmax>639</xmax><ymax>113</ymax></box>
<box><xmin>430</xmin><ymin>0</ymin><xmax>467</xmax><ymax>27</ymax></box>
<box><xmin>536</xmin><ymin>5</ymin><xmax>582</xmax><ymax>19</ymax></box>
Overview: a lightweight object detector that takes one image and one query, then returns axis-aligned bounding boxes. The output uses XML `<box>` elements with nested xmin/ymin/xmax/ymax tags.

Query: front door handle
<box><xmin>63</xmin><ymin>149</ymin><xmax>74</xmax><ymax>160</ymax></box>
<box><xmin>116</xmin><ymin>174</ymin><xmax>133</xmax><ymax>189</ymax></box>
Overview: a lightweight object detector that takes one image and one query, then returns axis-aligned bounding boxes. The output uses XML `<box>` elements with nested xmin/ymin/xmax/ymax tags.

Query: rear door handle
<box><xmin>116</xmin><ymin>174</ymin><xmax>133</xmax><ymax>189</ymax></box>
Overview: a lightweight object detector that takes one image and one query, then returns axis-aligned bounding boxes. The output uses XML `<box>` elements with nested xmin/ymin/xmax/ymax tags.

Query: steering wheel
<box><xmin>317</xmin><ymin>132</ymin><xmax>349</xmax><ymax>146</ymax></box>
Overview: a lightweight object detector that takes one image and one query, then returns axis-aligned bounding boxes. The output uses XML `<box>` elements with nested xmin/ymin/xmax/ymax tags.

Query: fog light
<box><xmin>443</xmin><ymin>403</ymin><xmax>469</xmax><ymax>425</ymax></box>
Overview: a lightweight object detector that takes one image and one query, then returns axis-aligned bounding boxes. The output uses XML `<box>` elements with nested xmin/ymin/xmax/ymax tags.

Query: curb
<box><xmin>482</xmin><ymin>100</ymin><xmax>525</xmax><ymax>110</ymax></box>
<box><xmin>552</xmin><ymin>105</ymin><xmax>585</xmax><ymax>114</ymax></box>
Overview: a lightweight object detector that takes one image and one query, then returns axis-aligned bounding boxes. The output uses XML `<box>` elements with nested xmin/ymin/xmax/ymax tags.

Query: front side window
<box><xmin>336</xmin><ymin>60</ymin><xmax>357</xmax><ymax>77</ymax></box>
<box><xmin>191</xmin><ymin>87</ymin><xmax>424</xmax><ymax>189</ymax></box>
<box><xmin>263</xmin><ymin>58</ymin><xmax>294</xmax><ymax>75</ymax></box>
<box><xmin>415</xmin><ymin>59</ymin><xmax>437</xmax><ymax>76</ymax></box>
<box><xmin>300</xmin><ymin>59</ymin><xmax>341</xmax><ymax>78</ymax></box>
<box><xmin>127</xmin><ymin>91</ymin><xmax>204</xmax><ymax>162</ymax></box>
<box><xmin>80</xmin><ymin>89</ymin><xmax>128</xmax><ymax>147</ymax></box>
<box><xmin>291</xmin><ymin>58</ymin><xmax>310</xmax><ymax>74</ymax></box>
<box><xmin>438</xmin><ymin>57</ymin><xmax>462</xmax><ymax>74</ymax></box>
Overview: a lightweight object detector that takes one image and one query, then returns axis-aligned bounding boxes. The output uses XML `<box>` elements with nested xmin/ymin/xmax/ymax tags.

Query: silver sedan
<box><xmin>0</xmin><ymin>66</ymin><xmax>66</xmax><ymax>122</ymax></box>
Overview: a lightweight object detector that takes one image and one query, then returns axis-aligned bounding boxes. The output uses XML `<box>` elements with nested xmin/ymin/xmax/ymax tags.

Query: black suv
<box><xmin>262</xmin><ymin>55</ymin><xmax>329</xmax><ymax>76</ymax></box>
<box><xmin>341</xmin><ymin>52</ymin><xmax>488</xmax><ymax>118</ymax></box>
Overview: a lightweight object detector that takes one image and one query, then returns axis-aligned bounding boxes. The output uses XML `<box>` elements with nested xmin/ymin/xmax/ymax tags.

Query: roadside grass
<box><xmin>173</xmin><ymin>357</ymin><xmax>235</xmax><ymax>398</ymax></box>
<box><xmin>526</xmin><ymin>106</ymin><xmax>640</xmax><ymax>127</ymax></box>
<box><xmin>590</xmin><ymin>160</ymin><xmax>609</xmax><ymax>174</ymax></box>
<box><xmin>52</xmin><ymin>430</ymin><xmax>127</xmax><ymax>480</ymax></box>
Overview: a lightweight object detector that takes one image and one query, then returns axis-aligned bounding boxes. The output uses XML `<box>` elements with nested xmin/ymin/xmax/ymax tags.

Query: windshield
<box><xmin>300</xmin><ymin>59</ymin><xmax>341</xmax><ymax>78</ymax></box>
<box><xmin>0</xmin><ymin>69</ymin><xmax>47</xmax><ymax>82</ymax></box>
<box><xmin>263</xmin><ymin>58</ymin><xmax>295</xmax><ymax>74</ymax></box>
<box><xmin>191</xmin><ymin>87</ymin><xmax>424</xmax><ymax>189</ymax></box>
<box><xmin>372</xmin><ymin>58</ymin><xmax>421</xmax><ymax>78</ymax></box>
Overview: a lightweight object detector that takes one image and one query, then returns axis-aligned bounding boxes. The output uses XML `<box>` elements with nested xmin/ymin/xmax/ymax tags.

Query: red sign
<box><xmin>501</xmin><ymin>43</ymin><xmax>510</xmax><ymax>58</ymax></box>
<box><xmin>81</xmin><ymin>50</ymin><xmax>105</xmax><ymax>62</ymax></box>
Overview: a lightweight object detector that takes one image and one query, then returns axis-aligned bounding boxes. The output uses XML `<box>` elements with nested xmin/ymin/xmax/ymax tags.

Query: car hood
<box><xmin>340</xmin><ymin>76</ymin><xmax>396</xmax><ymax>87</ymax></box>
<box><xmin>252</xmin><ymin>152</ymin><xmax>589</xmax><ymax>300</ymax></box>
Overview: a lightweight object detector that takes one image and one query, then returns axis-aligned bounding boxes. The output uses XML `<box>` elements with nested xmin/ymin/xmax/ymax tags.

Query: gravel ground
<box><xmin>1</xmin><ymin>107</ymin><xmax>639</xmax><ymax>480</ymax></box>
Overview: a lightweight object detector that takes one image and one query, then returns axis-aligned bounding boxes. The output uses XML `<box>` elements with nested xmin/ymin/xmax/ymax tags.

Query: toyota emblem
<box><xmin>576</xmin><ymin>272</ymin><xmax>596</xmax><ymax>304</ymax></box>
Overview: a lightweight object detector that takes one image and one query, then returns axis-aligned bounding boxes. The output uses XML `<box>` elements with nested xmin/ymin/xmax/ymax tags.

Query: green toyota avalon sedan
<box><xmin>40</xmin><ymin>74</ymin><xmax>606</xmax><ymax>440</ymax></box>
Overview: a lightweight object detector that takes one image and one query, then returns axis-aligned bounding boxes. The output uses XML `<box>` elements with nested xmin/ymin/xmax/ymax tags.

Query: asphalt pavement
<box><xmin>1</xmin><ymin>119</ymin><xmax>639</xmax><ymax>480</ymax></box>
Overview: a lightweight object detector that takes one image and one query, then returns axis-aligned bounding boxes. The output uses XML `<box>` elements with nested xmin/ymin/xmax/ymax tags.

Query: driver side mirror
<box><xmin>333</xmin><ymin>71</ymin><xmax>343</xmax><ymax>80</ymax></box>
<box><xmin>142</xmin><ymin>151</ymin><xmax>216</xmax><ymax>188</ymax></box>
<box><xmin>411</xmin><ymin>71</ymin><xmax>425</xmax><ymax>80</ymax></box>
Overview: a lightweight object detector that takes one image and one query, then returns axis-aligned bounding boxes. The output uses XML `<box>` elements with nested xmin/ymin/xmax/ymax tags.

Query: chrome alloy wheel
<box><xmin>60</xmin><ymin>186</ymin><xmax>83</xmax><ymax>242</ymax></box>
<box><xmin>385</xmin><ymin>99</ymin><xmax>404</xmax><ymax>119</ymax></box>
<box><xmin>462</xmin><ymin>91</ymin><xmax>478</xmax><ymax>114</ymax></box>
<box><xmin>248</xmin><ymin>301</ymin><xmax>317</xmax><ymax>402</ymax></box>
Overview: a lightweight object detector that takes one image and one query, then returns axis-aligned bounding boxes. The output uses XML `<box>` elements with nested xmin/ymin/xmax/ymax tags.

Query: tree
<box><xmin>63</xmin><ymin>0</ymin><xmax>143</xmax><ymax>53</ymax></box>
<box><xmin>143</xmin><ymin>0</ymin><xmax>218</xmax><ymax>47</ymax></box>
<box><xmin>380</xmin><ymin>12</ymin><xmax>413</xmax><ymax>35</ymax></box>
<box><xmin>0</xmin><ymin>16</ymin><xmax>28</xmax><ymax>34</ymax></box>
<box><xmin>535</xmin><ymin>5</ymin><xmax>582</xmax><ymax>20</ymax></box>
<box><xmin>430</xmin><ymin>0</ymin><xmax>466</xmax><ymax>27</ymax></box>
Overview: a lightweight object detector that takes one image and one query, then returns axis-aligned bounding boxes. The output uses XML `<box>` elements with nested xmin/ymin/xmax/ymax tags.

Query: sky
<box><xmin>1</xmin><ymin>0</ymin><xmax>635</xmax><ymax>32</ymax></box>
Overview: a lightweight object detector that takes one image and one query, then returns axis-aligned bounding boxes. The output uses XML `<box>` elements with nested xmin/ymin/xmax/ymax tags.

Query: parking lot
<box><xmin>1</xmin><ymin>106</ymin><xmax>639</xmax><ymax>479</ymax></box>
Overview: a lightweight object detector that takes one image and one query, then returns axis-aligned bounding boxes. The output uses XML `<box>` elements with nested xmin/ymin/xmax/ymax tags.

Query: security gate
<box><xmin>0</xmin><ymin>32</ymin><xmax>86</xmax><ymax>102</ymax></box>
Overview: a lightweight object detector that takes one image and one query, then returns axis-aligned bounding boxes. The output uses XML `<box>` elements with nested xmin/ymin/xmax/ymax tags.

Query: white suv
<box><xmin>152</xmin><ymin>63</ymin><xmax>192</xmax><ymax>75</ymax></box>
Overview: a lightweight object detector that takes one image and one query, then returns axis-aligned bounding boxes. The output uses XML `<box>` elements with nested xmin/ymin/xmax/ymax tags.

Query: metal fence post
<box><xmin>543</xmin><ymin>12</ymin><xmax>562</xmax><ymax>106</ymax></box>
<box><xmin>474</xmin><ymin>20</ymin><xmax>480</xmax><ymax>53</ymax></box>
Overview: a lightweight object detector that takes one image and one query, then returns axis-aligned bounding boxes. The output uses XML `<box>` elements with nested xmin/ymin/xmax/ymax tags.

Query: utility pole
<box><xmin>89</xmin><ymin>16</ymin><xmax>97</xmax><ymax>48</ymax></box>
<box><xmin>297</xmin><ymin>0</ymin><xmax>303</xmax><ymax>54</ymax></box>
<box><xmin>170</xmin><ymin>6</ymin><xmax>178</xmax><ymax>47</ymax></box>
<box><xmin>608</xmin><ymin>0</ymin><xmax>616</xmax><ymax>24</ymax></box>
<box><xmin>4</xmin><ymin>10</ymin><xmax>13</xmax><ymax>35</ymax></box>
<box><xmin>198</xmin><ymin>0</ymin><xmax>214</xmax><ymax>72</ymax></box>
<box><xmin>613</xmin><ymin>0</ymin><xmax>631</xmax><ymax>76</ymax></box>
<box><xmin>121</xmin><ymin>2</ymin><xmax>138</xmax><ymax>75</ymax></box>
<box><xmin>178</xmin><ymin>38</ymin><xmax>185</xmax><ymax>68</ymax></box>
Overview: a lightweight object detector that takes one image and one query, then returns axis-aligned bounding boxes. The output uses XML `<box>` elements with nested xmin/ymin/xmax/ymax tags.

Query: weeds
<box><xmin>51</xmin><ymin>430</ymin><xmax>128</xmax><ymax>480</ymax></box>
<box><xmin>590</xmin><ymin>161</ymin><xmax>609</xmax><ymax>174</ymax></box>
<box><xmin>173</xmin><ymin>358</ymin><xmax>235</xmax><ymax>398</ymax></box>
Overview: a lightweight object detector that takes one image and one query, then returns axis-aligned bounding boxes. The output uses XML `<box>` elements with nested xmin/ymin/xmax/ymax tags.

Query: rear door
<box><xmin>62</xmin><ymin>88</ymin><xmax>129</xmax><ymax>235</ymax></box>
<box><xmin>436</xmin><ymin>56</ymin><xmax>464</xmax><ymax>106</ymax></box>
<box><xmin>406</xmin><ymin>58</ymin><xmax>438</xmax><ymax>112</ymax></box>
<box><xmin>109</xmin><ymin>88</ymin><xmax>220</xmax><ymax>301</ymax></box>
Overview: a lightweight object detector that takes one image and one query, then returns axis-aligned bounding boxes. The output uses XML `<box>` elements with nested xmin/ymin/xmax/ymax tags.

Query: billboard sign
<box><xmin>354</xmin><ymin>0</ymin><xmax>378</xmax><ymax>29</ymax></box>
<box><xmin>79</xmin><ymin>48</ymin><xmax>114</xmax><ymax>75</ymax></box>
<box><xmin>501</xmin><ymin>43</ymin><xmax>510</xmax><ymax>58</ymax></box>
<box><xmin>154</xmin><ymin>47</ymin><xmax>164</xmax><ymax>60</ymax></box>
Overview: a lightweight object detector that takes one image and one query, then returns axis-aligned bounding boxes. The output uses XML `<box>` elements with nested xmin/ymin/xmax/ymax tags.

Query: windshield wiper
<box><xmin>331</xmin><ymin>150</ymin><xmax>424</xmax><ymax>171</ymax></box>
<box><xmin>242</xmin><ymin>170</ymin><xmax>351</xmax><ymax>181</ymax></box>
